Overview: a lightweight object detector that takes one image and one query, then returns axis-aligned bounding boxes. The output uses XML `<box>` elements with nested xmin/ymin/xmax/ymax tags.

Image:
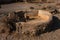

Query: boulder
<box><xmin>0</xmin><ymin>10</ymin><xmax>52</xmax><ymax>37</ymax></box>
<box><xmin>16</xmin><ymin>10</ymin><xmax>52</xmax><ymax>36</ymax></box>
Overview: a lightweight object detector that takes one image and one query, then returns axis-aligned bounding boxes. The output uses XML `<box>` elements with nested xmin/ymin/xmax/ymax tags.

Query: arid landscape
<box><xmin>0</xmin><ymin>0</ymin><xmax>60</xmax><ymax>40</ymax></box>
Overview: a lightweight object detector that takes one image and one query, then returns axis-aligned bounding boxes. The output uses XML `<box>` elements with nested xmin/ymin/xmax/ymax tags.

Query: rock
<box><xmin>0</xmin><ymin>10</ymin><xmax>52</xmax><ymax>39</ymax></box>
<box><xmin>15</xmin><ymin>11</ymin><xmax>26</xmax><ymax>22</ymax></box>
<box><xmin>46</xmin><ymin>6</ymin><xmax>59</xmax><ymax>14</ymax></box>
<box><xmin>50</xmin><ymin>9</ymin><xmax>59</xmax><ymax>14</ymax></box>
<box><xmin>17</xmin><ymin>10</ymin><xmax>52</xmax><ymax>36</ymax></box>
<box><xmin>38</xmin><ymin>10</ymin><xmax>52</xmax><ymax>22</ymax></box>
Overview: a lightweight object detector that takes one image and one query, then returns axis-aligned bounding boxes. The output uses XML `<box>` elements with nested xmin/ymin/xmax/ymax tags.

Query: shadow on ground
<box><xmin>45</xmin><ymin>16</ymin><xmax>60</xmax><ymax>32</ymax></box>
<box><xmin>35</xmin><ymin>16</ymin><xmax>60</xmax><ymax>36</ymax></box>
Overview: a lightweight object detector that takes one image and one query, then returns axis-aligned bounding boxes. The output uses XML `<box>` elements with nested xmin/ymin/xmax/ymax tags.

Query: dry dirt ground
<box><xmin>0</xmin><ymin>2</ymin><xmax>60</xmax><ymax>40</ymax></box>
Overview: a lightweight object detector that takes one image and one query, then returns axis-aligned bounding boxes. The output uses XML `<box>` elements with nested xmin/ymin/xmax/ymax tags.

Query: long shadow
<box><xmin>44</xmin><ymin>16</ymin><xmax>60</xmax><ymax>32</ymax></box>
<box><xmin>35</xmin><ymin>16</ymin><xmax>60</xmax><ymax>36</ymax></box>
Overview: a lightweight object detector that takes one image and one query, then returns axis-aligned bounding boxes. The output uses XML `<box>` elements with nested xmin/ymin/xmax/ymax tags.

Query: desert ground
<box><xmin>0</xmin><ymin>2</ymin><xmax>60</xmax><ymax>40</ymax></box>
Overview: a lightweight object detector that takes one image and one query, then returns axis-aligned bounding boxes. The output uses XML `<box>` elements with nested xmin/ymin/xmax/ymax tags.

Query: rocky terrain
<box><xmin>0</xmin><ymin>2</ymin><xmax>60</xmax><ymax>40</ymax></box>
